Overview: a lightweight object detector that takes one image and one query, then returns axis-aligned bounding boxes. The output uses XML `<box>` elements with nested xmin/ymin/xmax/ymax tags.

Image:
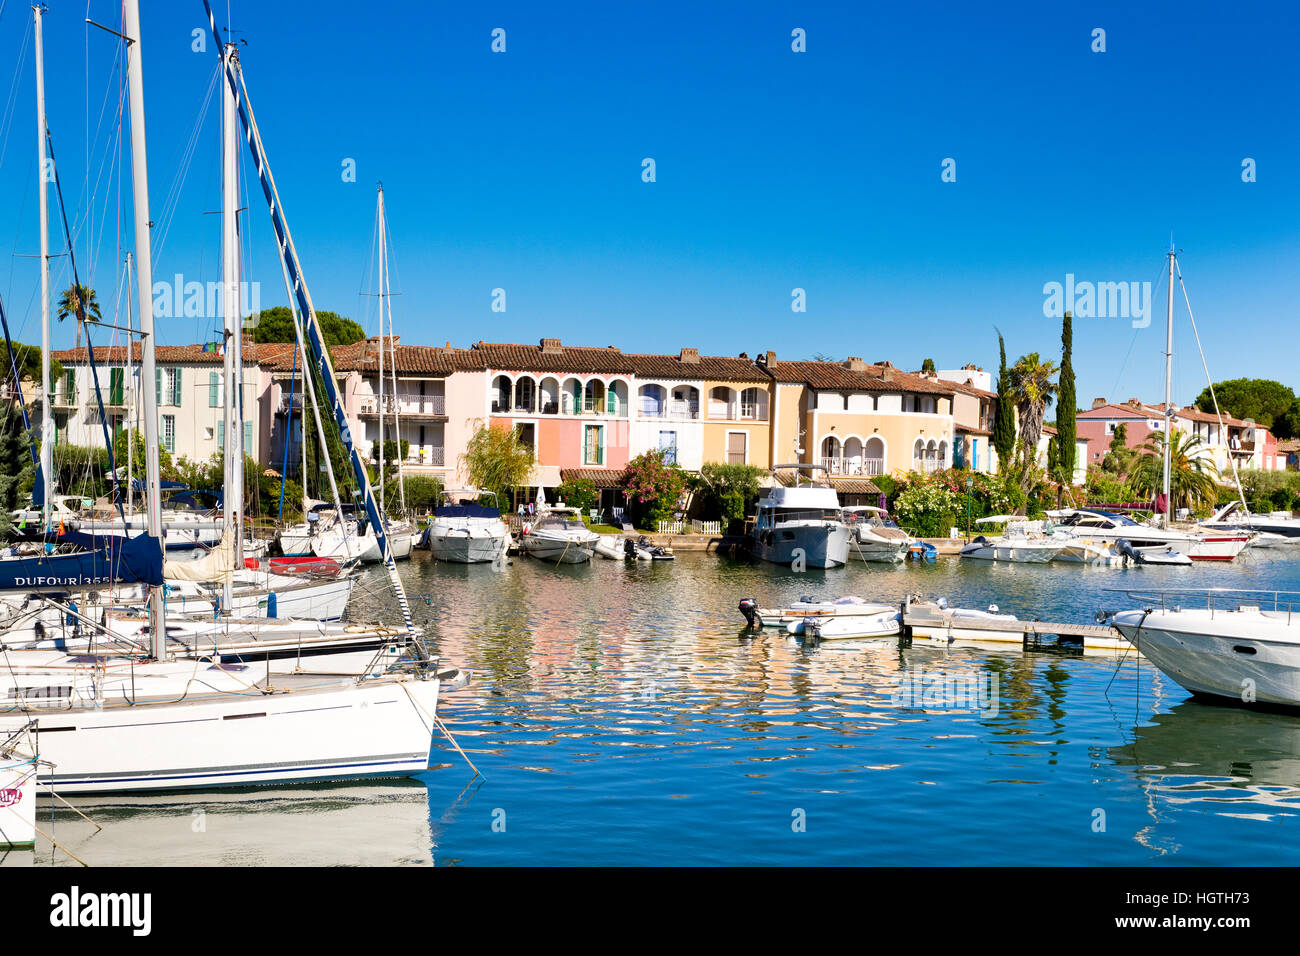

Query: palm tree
<box><xmin>56</xmin><ymin>283</ymin><xmax>101</xmax><ymax>349</ymax></box>
<box><xmin>1125</xmin><ymin>430</ymin><xmax>1221</xmax><ymax>515</ymax></box>
<box><xmin>1010</xmin><ymin>352</ymin><xmax>1058</xmax><ymax>492</ymax></box>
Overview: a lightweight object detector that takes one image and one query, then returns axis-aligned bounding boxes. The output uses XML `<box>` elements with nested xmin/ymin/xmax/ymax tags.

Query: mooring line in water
<box><xmin>401</xmin><ymin>682</ymin><xmax>483</xmax><ymax>779</ymax></box>
<box><xmin>34</xmin><ymin>824</ymin><xmax>89</xmax><ymax>867</ymax></box>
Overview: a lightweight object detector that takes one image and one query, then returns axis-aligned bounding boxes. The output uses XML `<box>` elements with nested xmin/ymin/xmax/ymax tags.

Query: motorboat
<box><xmin>797</xmin><ymin>607</ymin><xmax>901</xmax><ymax>641</ymax></box>
<box><xmin>1048</xmin><ymin>508</ymin><xmax>1251</xmax><ymax>561</ymax></box>
<box><xmin>1109</xmin><ymin>588</ymin><xmax>1300</xmax><ymax>707</ymax></box>
<box><xmin>843</xmin><ymin>506</ymin><xmax>912</xmax><ymax>563</ymax></box>
<box><xmin>905</xmin><ymin>596</ymin><xmax>1131</xmax><ymax>653</ymax></box>
<box><xmin>958</xmin><ymin>518</ymin><xmax>1067</xmax><ymax>563</ymax></box>
<box><xmin>312</xmin><ymin>514</ymin><xmax>414</xmax><ymax>563</ymax></box>
<box><xmin>1201</xmin><ymin>501</ymin><xmax>1300</xmax><ymax>542</ymax></box>
<box><xmin>424</xmin><ymin>489</ymin><xmax>510</xmax><ymax>564</ymax></box>
<box><xmin>739</xmin><ymin>594</ymin><xmax>896</xmax><ymax>629</ymax></box>
<box><xmin>519</xmin><ymin>506</ymin><xmax>599</xmax><ymax>563</ymax></box>
<box><xmin>748</xmin><ymin>465</ymin><xmax>850</xmax><ymax>569</ymax></box>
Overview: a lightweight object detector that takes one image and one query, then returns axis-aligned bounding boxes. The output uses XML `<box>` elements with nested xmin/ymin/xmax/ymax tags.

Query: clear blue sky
<box><xmin>1</xmin><ymin>0</ymin><xmax>1296</xmax><ymax>411</ymax></box>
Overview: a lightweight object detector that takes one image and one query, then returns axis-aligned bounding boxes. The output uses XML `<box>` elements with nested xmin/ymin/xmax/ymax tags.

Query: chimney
<box><xmin>765</xmin><ymin>350</ymin><xmax>776</xmax><ymax>367</ymax></box>
<box><xmin>1127</xmin><ymin>397</ymin><xmax>1141</xmax><ymax>408</ymax></box>
<box><xmin>1092</xmin><ymin>397</ymin><xmax>1107</xmax><ymax>409</ymax></box>
<box><xmin>364</xmin><ymin>336</ymin><xmax>382</xmax><ymax>360</ymax></box>
<box><xmin>844</xmin><ymin>356</ymin><xmax>866</xmax><ymax>371</ymax></box>
<box><xmin>874</xmin><ymin>359</ymin><xmax>893</xmax><ymax>368</ymax></box>
<box><xmin>540</xmin><ymin>337</ymin><xmax>562</xmax><ymax>354</ymax></box>
<box><xmin>881</xmin><ymin>366</ymin><xmax>893</xmax><ymax>383</ymax></box>
<box><xmin>679</xmin><ymin>347</ymin><xmax>700</xmax><ymax>364</ymax></box>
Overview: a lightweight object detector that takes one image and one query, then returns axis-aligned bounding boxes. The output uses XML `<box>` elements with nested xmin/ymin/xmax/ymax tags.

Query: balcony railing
<box><xmin>640</xmin><ymin>400</ymin><xmax>700</xmax><ymax>420</ymax></box>
<box><xmin>361</xmin><ymin>394</ymin><xmax>447</xmax><ymax>418</ymax></box>
<box><xmin>819</xmin><ymin>456</ymin><xmax>885</xmax><ymax>477</ymax></box>
<box><xmin>708</xmin><ymin>403</ymin><xmax>768</xmax><ymax>422</ymax></box>
<box><xmin>912</xmin><ymin>458</ymin><xmax>949</xmax><ymax>473</ymax></box>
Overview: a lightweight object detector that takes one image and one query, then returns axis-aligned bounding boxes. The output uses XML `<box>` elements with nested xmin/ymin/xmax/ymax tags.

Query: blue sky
<box><xmin>0</xmin><ymin>0</ymin><xmax>1296</xmax><ymax>410</ymax></box>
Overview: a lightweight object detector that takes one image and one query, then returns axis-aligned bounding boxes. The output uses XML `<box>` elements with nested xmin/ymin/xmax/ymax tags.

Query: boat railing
<box><xmin>1104</xmin><ymin>586</ymin><xmax>1300</xmax><ymax>620</ymax></box>
<box><xmin>759</xmin><ymin>508</ymin><xmax>845</xmax><ymax>524</ymax></box>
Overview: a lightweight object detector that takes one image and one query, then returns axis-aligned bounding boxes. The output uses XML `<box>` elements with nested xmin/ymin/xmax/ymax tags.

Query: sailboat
<box><xmin>0</xmin><ymin>3</ymin><xmax>448</xmax><ymax>793</ymax></box>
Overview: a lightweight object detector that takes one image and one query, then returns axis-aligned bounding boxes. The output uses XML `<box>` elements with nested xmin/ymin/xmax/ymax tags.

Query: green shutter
<box><xmin>218</xmin><ymin>420</ymin><xmax>225</xmax><ymax>449</ymax></box>
<box><xmin>607</xmin><ymin>389</ymin><xmax>617</xmax><ymax>414</ymax></box>
<box><xmin>244</xmin><ymin>420</ymin><xmax>253</xmax><ymax>456</ymax></box>
<box><xmin>172</xmin><ymin>369</ymin><xmax>183</xmax><ymax>406</ymax></box>
<box><xmin>156</xmin><ymin>367</ymin><xmax>162</xmax><ymax>405</ymax></box>
<box><xmin>65</xmin><ymin>369</ymin><xmax>75</xmax><ymax>404</ymax></box>
<box><xmin>109</xmin><ymin>368</ymin><xmax>124</xmax><ymax>405</ymax></box>
<box><xmin>209</xmin><ymin>371</ymin><xmax>219</xmax><ymax>407</ymax></box>
<box><xmin>598</xmin><ymin>428</ymin><xmax>604</xmax><ymax>465</ymax></box>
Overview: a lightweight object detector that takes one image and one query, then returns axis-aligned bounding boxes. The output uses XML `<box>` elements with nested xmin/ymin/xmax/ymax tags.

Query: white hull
<box><xmin>849</xmin><ymin>537</ymin><xmax>908</xmax><ymax>563</ymax></box>
<box><xmin>752</xmin><ymin>523</ymin><xmax>851</xmax><ymax>568</ymax></box>
<box><xmin>802</xmin><ymin>611</ymin><xmax>901</xmax><ymax>641</ymax></box>
<box><xmin>521</xmin><ymin>530</ymin><xmax>596</xmax><ymax>564</ymax></box>
<box><xmin>0</xmin><ymin>754</ymin><xmax>36</xmax><ymax>846</ymax></box>
<box><xmin>959</xmin><ymin>541</ymin><xmax>1064</xmax><ymax>563</ymax></box>
<box><xmin>426</xmin><ymin>522</ymin><xmax>510</xmax><ymax>564</ymax></box>
<box><xmin>1113</xmin><ymin>607</ymin><xmax>1300</xmax><ymax>706</ymax></box>
<box><xmin>1</xmin><ymin>674</ymin><xmax>438</xmax><ymax>794</ymax></box>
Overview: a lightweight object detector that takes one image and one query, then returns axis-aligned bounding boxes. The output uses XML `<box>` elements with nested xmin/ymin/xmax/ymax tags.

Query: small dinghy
<box><xmin>796</xmin><ymin>608</ymin><xmax>901</xmax><ymax>641</ymax></box>
<box><xmin>739</xmin><ymin>594</ymin><xmax>894</xmax><ymax>629</ymax></box>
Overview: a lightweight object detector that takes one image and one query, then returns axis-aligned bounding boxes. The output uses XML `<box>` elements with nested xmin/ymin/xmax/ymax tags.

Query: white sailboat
<box><xmin>0</xmin><ymin>4</ymin><xmax>448</xmax><ymax>794</ymax></box>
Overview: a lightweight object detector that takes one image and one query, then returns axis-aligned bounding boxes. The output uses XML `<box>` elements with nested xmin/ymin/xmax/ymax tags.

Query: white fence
<box><xmin>691</xmin><ymin>519</ymin><xmax>722</xmax><ymax>535</ymax></box>
<box><xmin>657</xmin><ymin>520</ymin><xmax>684</xmax><ymax>534</ymax></box>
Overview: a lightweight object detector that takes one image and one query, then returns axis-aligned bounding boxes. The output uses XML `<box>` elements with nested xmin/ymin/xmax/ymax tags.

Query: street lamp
<box><xmin>966</xmin><ymin>475</ymin><xmax>974</xmax><ymax>538</ymax></box>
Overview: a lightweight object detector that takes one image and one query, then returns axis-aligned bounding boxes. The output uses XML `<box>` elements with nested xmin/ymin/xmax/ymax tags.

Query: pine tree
<box><xmin>1057</xmin><ymin>311</ymin><xmax>1076</xmax><ymax>481</ymax></box>
<box><xmin>992</xmin><ymin>329</ymin><xmax>1016</xmax><ymax>472</ymax></box>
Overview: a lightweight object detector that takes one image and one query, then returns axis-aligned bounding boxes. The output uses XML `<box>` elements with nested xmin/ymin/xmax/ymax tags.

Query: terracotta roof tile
<box><xmin>767</xmin><ymin>360</ymin><xmax>955</xmax><ymax>395</ymax></box>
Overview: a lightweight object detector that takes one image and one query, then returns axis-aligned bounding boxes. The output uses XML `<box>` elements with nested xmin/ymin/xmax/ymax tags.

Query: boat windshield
<box><xmin>537</xmin><ymin>513</ymin><xmax>587</xmax><ymax>531</ymax></box>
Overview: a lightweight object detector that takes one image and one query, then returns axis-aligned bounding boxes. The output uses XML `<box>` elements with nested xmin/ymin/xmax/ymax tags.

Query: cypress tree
<box><xmin>992</xmin><ymin>329</ymin><xmax>1016</xmax><ymax>471</ymax></box>
<box><xmin>1057</xmin><ymin>311</ymin><xmax>1076</xmax><ymax>481</ymax></box>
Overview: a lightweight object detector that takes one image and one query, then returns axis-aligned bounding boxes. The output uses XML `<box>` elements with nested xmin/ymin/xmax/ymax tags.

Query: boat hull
<box><xmin>427</xmin><ymin>528</ymin><xmax>509</xmax><ymax>564</ymax></box>
<box><xmin>4</xmin><ymin>677</ymin><xmax>438</xmax><ymax>795</ymax></box>
<box><xmin>751</xmin><ymin>524</ymin><xmax>850</xmax><ymax>569</ymax></box>
<box><xmin>522</xmin><ymin>532</ymin><xmax>595</xmax><ymax>564</ymax></box>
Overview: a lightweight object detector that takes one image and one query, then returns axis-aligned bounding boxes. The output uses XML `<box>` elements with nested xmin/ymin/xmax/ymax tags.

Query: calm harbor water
<box><xmin>23</xmin><ymin>547</ymin><xmax>1300</xmax><ymax>866</ymax></box>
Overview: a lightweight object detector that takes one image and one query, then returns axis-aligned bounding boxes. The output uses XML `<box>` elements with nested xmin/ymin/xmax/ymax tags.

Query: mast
<box><xmin>376</xmin><ymin>187</ymin><xmax>386</xmax><ymax>517</ymax></box>
<box><xmin>381</xmin><ymin>190</ymin><xmax>407</xmax><ymax>516</ymax></box>
<box><xmin>221</xmin><ymin>39</ymin><xmax>244</xmax><ymax>606</ymax></box>
<box><xmin>34</xmin><ymin>4</ymin><xmax>52</xmax><ymax>530</ymax></box>
<box><xmin>1163</xmin><ymin>244</ymin><xmax>1174</xmax><ymax>529</ymax></box>
<box><xmin>125</xmin><ymin>253</ymin><xmax>135</xmax><ymax>519</ymax></box>
<box><xmin>122</xmin><ymin>0</ymin><xmax>166</xmax><ymax>657</ymax></box>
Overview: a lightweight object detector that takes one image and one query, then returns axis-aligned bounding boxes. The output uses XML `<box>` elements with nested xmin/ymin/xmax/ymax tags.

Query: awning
<box><xmin>558</xmin><ymin>468</ymin><xmax>627</xmax><ymax>490</ymax></box>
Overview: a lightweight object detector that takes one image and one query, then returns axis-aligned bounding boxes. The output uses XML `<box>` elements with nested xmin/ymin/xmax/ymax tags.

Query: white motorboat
<box><xmin>843</xmin><ymin>506</ymin><xmax>912</xmax><ymax>563</ymax></box>
<box><xmin>739</xmin><ymin>594</ymin><xmax>896</xmax><ymax>629</ymax></box>
<box><xmin>519</xmin><ymin>507</ymin><xmax>599</xmax><ymax>563</ymax></box>
<box><xmin>749</xmin><ymin>465</ymin><xmax>850</xmax><ymax>569</ymax></box>
<box><xmin>1110</xmin><ymin>589</ymin><xmax>1300</xmax><ymax>707</ymax></box>
<box><xmin>958</xmin><ymin>518</ymin><xmax>1067</xmax><ymax>563</ymax></box>
<box><xmin>799</xmin><ymin>607</ymin><xmax>901</xmax><ymax>641</ymax></box>
<box><xmin>906</xmin><ymin>597</ymin><xmax>1131</xmax><ymax>653</ymax></box>
<box><xmin>424</xmin><ymin>489</ymin><xmax>510</xmax><ymax>563</ymax></box>
<box><xmin>313</xmin><ymin>515</ymin><xmax>414</xmax><ymax>563</ymax></box>
<box><xmin>1201</xmin><ymin>501</ymin><xmax>1300</xmax><ymax>542</ymax></box>
<box><xmin>1048</xmin><ymin>508</ymin><xmax>1250</xmax><ymax>561</ymax></box>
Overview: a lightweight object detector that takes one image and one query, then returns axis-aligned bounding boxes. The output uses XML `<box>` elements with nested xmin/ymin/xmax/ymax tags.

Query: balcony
<box><xmin>640</xmin><ymin>400</ymin><xmax>700</xmax><ymax>420</ymax></box>
<box><xmin>279</xmin><ymin>393</ymin><xmax>304</xmax><ymax>415</ymax></box>
<box><xmin>359</xmin><ymin>394</ymin><xmax>447</xmax><ymax>421</ymax></box>
<box><xmin>912</xmin><ymin>458</ymin><xmax>949</xmax><ymax>473</ymax></box>
<box><xmin>819</xmin><ymin>456</ymin><xmax>884</xmax><ymax>477</ymax></box>
<box><xmin>707</xmin><ymin>403</ymin><xmax>768</xmax><ymax>422</ymax></box>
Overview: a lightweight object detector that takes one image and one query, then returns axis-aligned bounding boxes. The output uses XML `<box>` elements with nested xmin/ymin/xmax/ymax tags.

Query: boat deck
<box><xmin>903</xmin><ymin>601</ymin><xmax>1132</xmax><ymax>653</ymax></box>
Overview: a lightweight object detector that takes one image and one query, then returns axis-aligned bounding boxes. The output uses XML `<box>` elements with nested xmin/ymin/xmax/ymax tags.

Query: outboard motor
<box><xmin>623</xmin><ymin>538</ymin><xmax>637</xmax><ymax>559</ymax></box>
<box><xmin>738</xmin><ymin>598</ymin><xmax>763</xmax><ymax>630</ymax></box>
<box><xmin>1116</xmin><ymin>538</ymin><xmax>1144</xmax><ymax>565</ymax></box>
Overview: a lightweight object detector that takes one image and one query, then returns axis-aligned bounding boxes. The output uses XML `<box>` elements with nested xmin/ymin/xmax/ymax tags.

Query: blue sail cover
<box><xmin>0</xmin><ymin>531</ymin><xmax>163</xmax><ymax>589</ymax></box>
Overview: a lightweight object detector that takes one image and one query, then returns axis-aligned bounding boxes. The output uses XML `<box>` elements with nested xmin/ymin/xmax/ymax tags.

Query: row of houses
<box><xmin>37</xmin><ymin>338</ymin><xmax>1282</xmax><ymax>502</ymax></box>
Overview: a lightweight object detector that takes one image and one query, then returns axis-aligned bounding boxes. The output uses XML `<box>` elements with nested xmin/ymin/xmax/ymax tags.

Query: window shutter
<box><xmin>156</xmin><ymin>367</ymin><xmax>162</xmax><ymax>405</ymax></box>
<box><xmin>607</xmin><ymin>389</ymin><xmax>617</xmax><ymax>414</ymax></box>
<box><xmin>172</xmin><ymin>369</ymin><xmax>183</xmax><ymax>406</ymax></box>
<box><xmin>244</xmin><ymin>421</ymin><xmax>253</xmax><ymax>456</ymax></box>
<box><xmin>218</xmin><ymin>420</ymin><xmax>225</xmax><ymax>449</ymax></box>
<box><xmin>209</xmin><ymin>371</ymin><xmax>219</xmax><ymax>407</ymax></box>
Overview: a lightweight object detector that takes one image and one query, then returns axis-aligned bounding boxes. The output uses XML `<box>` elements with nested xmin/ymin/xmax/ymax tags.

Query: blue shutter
<box><xmin>172</xmin><ymin>369</ymin><xmax>183</xmax><ymax>406</ymax></box>
<box><xmin>156</xmin><ymin>367</ymin><xmax>162</xmax><ymax>405</ymax></box>
<box><xmin>218</xmin><ymin>420</ymin><xmax>225</xmax><ymax>449</ymax></box>
<box><xmin>244</xmin><ymin>421</ymin><xmax>253</xmax><ymax>457</ymax></box>
<box><xmin>209</xmin><ymin>371</ymin><xmax>219</xmax><ymax>407</ymax></box>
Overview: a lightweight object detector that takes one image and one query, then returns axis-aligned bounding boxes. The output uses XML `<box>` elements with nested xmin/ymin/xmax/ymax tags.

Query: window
<box><xmin>63</xmin><ymin>369</ymin><xmax>76</xmax><ymax>405</ymax></box>
<box><xmin>726</xmin><ymin>431</ymin><xmax>747</xmax><ymax>465</ymax></box>
<box><xmin>244</xmin><ymin>420</ymin><xmax>254</xmax><ymax>456</ymax></box>
<box><xmin>109</xmin><ymin>368</ymin><xmax>124</xmax><ymax>406</ymax></box>
<box><xmin>740</xmin><ymin>387</ymin><xmax>761</xmax><ymax>419</ymax></box>
<box><xmin>209</xmin><ymin>371</ymin><xmax>221</xmax><ymax>407</ymax></box>
<box><xmin>514</xmin><ymin>423</ymin><xmax>536</xmax><ymax>457</ymax></box>
<box><xmin>168</xmin><ymin>368</ymin><xmax>182</xmax><ymax>406</ymax></box>
<box><xmin>584</xmin><ymin>424</ymin><xmax>603</xmax><ymax>465</ymax></box>
<box><xmin>659</xmin><ymin>430</ymin><xmax>677</xmax><ymax>465</ymax></box>
<box><xmin>162</xmin><ymin>415</ymin><xmax>175</xmax><ymax>453</ymax></box>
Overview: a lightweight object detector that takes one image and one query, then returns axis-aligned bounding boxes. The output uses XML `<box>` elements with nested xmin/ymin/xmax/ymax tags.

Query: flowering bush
<box><xmin>893</xmin><ymin>479</ymin><xmax>961</xmax><ymax>538</ymax></box>
<box><xmin>620</xmin><ymin>450</ymin><xmax>687</xmax><ymax>529</ymax></box>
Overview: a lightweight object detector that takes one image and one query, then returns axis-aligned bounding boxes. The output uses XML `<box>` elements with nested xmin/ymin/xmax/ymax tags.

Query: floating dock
<box><xmin>902</xmin><ymin>600</ymin><xmax>1134</xmax><ymax>655</ymax></box>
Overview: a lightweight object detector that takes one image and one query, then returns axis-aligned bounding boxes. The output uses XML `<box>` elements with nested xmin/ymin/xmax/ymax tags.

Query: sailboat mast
<box><xmin>125</xmin><ymin>253</ymin><xmax>135</xmax><ymax>519</ymax></box>
<box><xmin>34</xmin><ymin>5</ymin><xmax>52</xmax><ymax>530</ymax></box>
<box><xmin>122</xmin><ymin>0</ymin><xmax>166</xmax><ymax>656</ymax></box>
<box><xmin>382</xmin><ymin>194</ymin><xmax>406</xmax><ymax>516</ymax></box>
<box><xmin>222</xmin><ymin>40</ymin><xmax>245</xmax><ymax>594</ymax></box>
<box><xmin>1163</xmin><ymin>245</ymin><xmax>1174</xmax><ymax>529</ymax></box>
<box><xmin>376</xmin><ymin>187</ymin><xmax>386</xmax><ymax>516</ymax></box>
